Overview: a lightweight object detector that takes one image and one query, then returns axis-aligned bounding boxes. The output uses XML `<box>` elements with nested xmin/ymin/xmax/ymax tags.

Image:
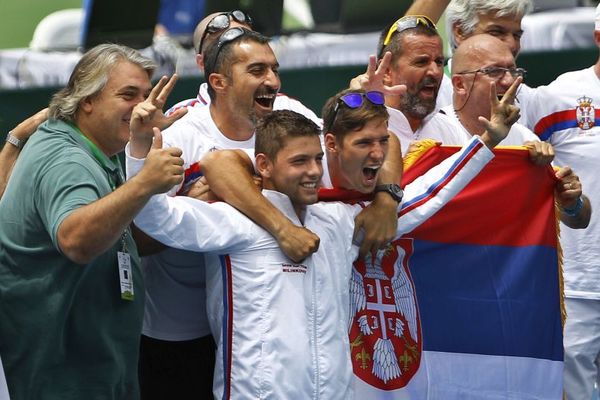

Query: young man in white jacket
<box><xmin>127</xmin><ymin>85</ymin><xmax>518</xmax><ymax>398</ymax></box>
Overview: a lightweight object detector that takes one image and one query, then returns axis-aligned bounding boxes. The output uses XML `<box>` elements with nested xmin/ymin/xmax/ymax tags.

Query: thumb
<box><xmin>152</xmin><ymin>127</ymin><xmax>163</xmax><ymax>149</ymax></box>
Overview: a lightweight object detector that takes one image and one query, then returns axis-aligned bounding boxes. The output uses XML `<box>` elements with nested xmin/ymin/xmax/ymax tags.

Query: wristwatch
<box><xmin>374</xmin><ymin>184</ymin><xmax>404</xmax><ymax>202</ymax></box>
<box><xmin>5</xmin><ymin>131</ymin><xmax>25</xmax><ymax>149</ymax></box>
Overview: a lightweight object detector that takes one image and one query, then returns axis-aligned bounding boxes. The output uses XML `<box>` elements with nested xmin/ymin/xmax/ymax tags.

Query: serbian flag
<box><xmin>349</xmin><ymin>142</ymin><xmax>564</xmax><ymax>399</ymax></box>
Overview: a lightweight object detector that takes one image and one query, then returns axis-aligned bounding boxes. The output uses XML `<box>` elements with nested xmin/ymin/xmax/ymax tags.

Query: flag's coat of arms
<box><xmin>576</xmin><ymin>95</ymin><xmax>595</xmax><ymax>130</ymax></box>
<box><xmin>350</xmin><ymin>238</ymin><xmax>421</xmax><ymax>389</ymax></box>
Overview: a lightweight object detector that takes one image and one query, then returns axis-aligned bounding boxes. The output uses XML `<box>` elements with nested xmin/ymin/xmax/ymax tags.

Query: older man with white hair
<box><xmin>437</xmin><ymin>0</ymin><xmax>534</xmax><ymax>108</ymax></box>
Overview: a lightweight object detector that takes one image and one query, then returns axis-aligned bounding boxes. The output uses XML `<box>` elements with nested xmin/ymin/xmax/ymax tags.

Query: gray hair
<box><xmin>446</xmin><ymin>0</ymin><xmax>533</xmax><ymax>49</ymax></box>
<box><xmin>49</xmin><ymin>44</ymin><xmax>156</xmax><ymax>122</ymax></box>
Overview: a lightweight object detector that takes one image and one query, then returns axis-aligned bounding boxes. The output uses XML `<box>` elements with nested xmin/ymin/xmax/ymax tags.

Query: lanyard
<box><xmin>69</xmin><ymin>123</ymin><xmax>135</xmax><ymax>300</ymax></box>
<box><xmin>70</xmin><ymin>123</ymin><xmax>124</xmax><ymax>190</ymax></box>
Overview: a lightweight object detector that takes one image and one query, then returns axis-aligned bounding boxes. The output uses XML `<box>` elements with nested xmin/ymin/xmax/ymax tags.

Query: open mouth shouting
<box><xmin>418</xmin><ymin>77</ymin><xmax>439</xmax><ymax>100</ymax></box>
<box><xmin>254</xmin><ymin>92</ymin><xmax>277</xmax><ymax>111</ymax></box>
<box><xmin>363</xmin><ymin>165</ymin><xmax>381</xmax><ymax>185</ymax></box>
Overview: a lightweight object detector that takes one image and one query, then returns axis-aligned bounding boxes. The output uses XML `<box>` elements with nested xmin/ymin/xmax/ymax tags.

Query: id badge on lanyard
<box><xmin>118</xmin><ymin>230</ymin><xmax>134</xmax><ymax>301</ymax></box>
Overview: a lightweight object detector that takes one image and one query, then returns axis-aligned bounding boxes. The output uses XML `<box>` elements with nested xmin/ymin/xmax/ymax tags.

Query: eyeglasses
<box><xmin>206</xmin><ymin>27</ymin><xmax>246</xmax><ymax>74</ymax></box>
<box><xmin>457</xmin><ymin>67</ymin><xmax>527</xmax><ymax>80</ymax></box>
<box><xmin>198</xmin><ymin>10</ymin><xmax>253</xmax><ymax>54</ymax></box>
<box><xmin>381</xmin><ymin>15</ymin><xmax>436</xmax><ymax>48</ymax></box>
<box><xmin>325</xmin><ymin>91</ymin><xmax>385</xmax><ymax>133</ymax></box>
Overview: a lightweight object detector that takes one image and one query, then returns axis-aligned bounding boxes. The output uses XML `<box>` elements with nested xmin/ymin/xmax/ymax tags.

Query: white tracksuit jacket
<box><xmin>128</xmin><ymin>135</ymin><xmax>493</xmax><ymax>399</ymax></box>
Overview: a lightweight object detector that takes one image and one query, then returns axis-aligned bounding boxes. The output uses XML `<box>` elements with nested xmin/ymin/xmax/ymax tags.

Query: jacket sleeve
<box><xmin>134</xmin><ymin>193</ymin><xmax>255</xmax><ymax>253</ymax></box>
<box><xmin>396</xmin><ymin>135</ymin><xmax>494</xmax><ymax>236</ymax></box>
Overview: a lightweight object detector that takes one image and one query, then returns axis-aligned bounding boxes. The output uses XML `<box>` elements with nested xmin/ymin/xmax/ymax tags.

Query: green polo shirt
<box><xmin>0</xmin><ymin>119</ymin><xmax>143</xmax><ymax>399</ymax></box>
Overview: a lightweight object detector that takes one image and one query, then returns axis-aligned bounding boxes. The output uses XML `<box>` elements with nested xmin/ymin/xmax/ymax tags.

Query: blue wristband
<box><xmin>561</xmin><ymin>196</ymin><xmax>584</xmax><ymax>217</ymax></box>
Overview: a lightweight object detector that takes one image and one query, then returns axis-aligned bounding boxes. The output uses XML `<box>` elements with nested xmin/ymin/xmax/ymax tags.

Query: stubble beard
<box><xmin>399</xmin><ymin>91</ymin><xmax>436</xmax><ymax>121</ymax></box>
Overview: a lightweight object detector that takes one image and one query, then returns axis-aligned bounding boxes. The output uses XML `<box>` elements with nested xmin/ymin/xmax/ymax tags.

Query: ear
<box><xmin>255</xmin><ymin>153</ymin><xmax>273</xmax><ymax>179</ymax></box>
<box><xmin>594</xmin><ymin>30</ymin><xmax>600</xmax><ymax>48</ymax></box>
<box><xmin>80</xmin><ymin>96</ymin><xmax>93</xmax><ymax>114</ymax></box>
<box><xmin>208</xmin><ymin>72</ymin><xmax>228</xmax><ymax>95</ymax></box>
<box><xmin>452</xmin><ymin>74</ymin><xmax>467</xmax><ymax>95</ymax></box>
<box><xmin>324</xmin><ymin>133</ymin><xmax>339</xmax><ymax>154</ymax></box>
<box><xmin>382</xmin><ymin>61</ymin><xmax>393</xmax><ymax>87</ymax></box>
<box><xmin>452</xmin><ymin>23</ymin><xmax>467</xmax><ymax>46</ymax></box>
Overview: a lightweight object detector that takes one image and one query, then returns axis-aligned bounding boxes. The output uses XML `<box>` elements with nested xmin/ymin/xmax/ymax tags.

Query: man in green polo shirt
<box><xmin>0</xmin><ymin>44</ymin><xmax>185</xmax><ymax>399</ymax></box>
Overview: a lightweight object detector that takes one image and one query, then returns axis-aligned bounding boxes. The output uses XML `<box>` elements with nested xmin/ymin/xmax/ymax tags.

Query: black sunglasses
<box><xmin>325</xmin><ymin>91</ymin><xmax>385</xmax><ymax>133</ymax></box>
<box><xmin>198</xmin><ymin>10</ymin><xmax>253</xmax><ymax>54</ymax></box>
<box><xmin>206</xmin><ymin>27</ymin><xmax>246</xmax><ymax>73</ymax></box>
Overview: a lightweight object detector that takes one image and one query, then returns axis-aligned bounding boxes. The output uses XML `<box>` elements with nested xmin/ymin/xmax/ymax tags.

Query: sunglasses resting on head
<box><xmin>198</xmin><ymin>10</ymin><xmax>253</xmax><ymax>54</ymax></box>
<box><xmin>325</xmin><ymin>91</ymin><xmax>385</xmax><ymax>133</ymax></box>
<box><xmin>379</xmin><ymin>15</ymin><xmax>437</xmax><ymax>59</ymax></box>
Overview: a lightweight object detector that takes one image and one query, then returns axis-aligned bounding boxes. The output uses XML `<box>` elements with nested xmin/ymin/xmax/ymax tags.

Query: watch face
<box><xmin>390</xmin><ymin>184</ymin><xmax>403</xmax><ymax>199</ymax></box>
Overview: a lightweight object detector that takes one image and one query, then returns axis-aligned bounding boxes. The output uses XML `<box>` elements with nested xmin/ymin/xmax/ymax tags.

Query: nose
<box><xmin>426</xmin><ymin>61</ymin><xmax>443</xmax><ymax>80</ymax></box>
<box><xmin>501</xmin><ymin>35</ymin><xmax>520</xmax><ymax>58</ymax></box>
<box><xmin>265</xmin><ymin>68</ymin><xmax>281</xmax><ymax>91</ymax></box>
<box><xmin>370</xmin><ymin>142</ymin><xmax>386</xmax><ymax>163</ymax></box>
<box><xmin>498</xmin><ymin>70</ymin><xmax>514</xmax><ymax>90</ymax></box>
<box><xmin>307</xmin><ymin>158</ymin><xmax>323</xmax><ymax>179</ymax></box>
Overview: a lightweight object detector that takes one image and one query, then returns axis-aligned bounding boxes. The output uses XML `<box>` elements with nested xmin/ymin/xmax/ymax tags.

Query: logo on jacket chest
<box><xmin>349</xmin><ymin>238</ymin><xmax>421</xmax><ymax>390</ymax></box>
<box><xmin>576</xmin><ymin>95</ymin><xmax>596</xmax><ymax>131</ymax></box>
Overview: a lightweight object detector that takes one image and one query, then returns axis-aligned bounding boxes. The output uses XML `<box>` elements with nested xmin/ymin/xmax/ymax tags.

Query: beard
<box><xmin>399</xmin><ymin>77</ymin><xmax>438</xmax><ymax>120</ymax></box>
<box><xmin>247</xmin><ymin>108</ymin><xmax>258</xmax><ymax>126</ymax></box>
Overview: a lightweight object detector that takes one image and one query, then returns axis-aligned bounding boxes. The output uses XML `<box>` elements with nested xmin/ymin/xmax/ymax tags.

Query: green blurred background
<box><xmin>0</xmin><ymin>0</ymin><xmax>81</xmax><ymax>49</ymax></box>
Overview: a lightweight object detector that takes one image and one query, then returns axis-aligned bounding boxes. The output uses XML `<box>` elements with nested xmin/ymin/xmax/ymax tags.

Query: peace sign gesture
<box><xmin>129</xmin><ymin>74</ymin><xmax>188</xmax><ymax>158</ymax></box>
<box><xmin>479</xmin><ymin>76</ymin><xmax>522</xmax><ymax>148</ymax></box>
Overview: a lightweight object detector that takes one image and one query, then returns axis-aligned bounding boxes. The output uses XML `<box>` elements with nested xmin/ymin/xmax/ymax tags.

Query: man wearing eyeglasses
<box><xmin>447</xmin><ymin>35</ymin><xmax>535</xmax><ymax>147</ymax></box>
<box><xmin>442</xmin><ymin>34</ymin><xmax>591</xmax><ymax>231</ymax></box>
<box><xmin>436</xmin><ymin>0</ymin><xmax>534</xmax><ymax>109</ymax></box>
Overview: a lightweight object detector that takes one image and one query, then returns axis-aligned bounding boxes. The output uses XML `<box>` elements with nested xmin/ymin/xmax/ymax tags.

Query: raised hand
<box><xmin>135</xmin><ymin>127</ymin><xmax>184</xmax><ymax>195</ymax></box>
<box><xmin>479</xmin><ymin>76</ymin><xmax>522</xmax><ymax>148</ymax></box>
<box><xmin>129</xmin><ymin>75</ymin><xmax>188</xmax><ymax>158</ymax></box>
<box><xmin>349</xmin><ymin>52</ymin><xmax>406</xmax><ymax>96</ymax></box>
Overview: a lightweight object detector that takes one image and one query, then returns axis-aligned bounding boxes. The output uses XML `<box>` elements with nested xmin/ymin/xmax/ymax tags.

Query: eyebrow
<box><xmin>486</xmin><ymin>24</ymin><xmax>523</xmax><ymax>34</ymax></box>
<box><xmin>246</xmin><ymin>61</ymin><xmax>279</xmax><ymax>70</ymax></box>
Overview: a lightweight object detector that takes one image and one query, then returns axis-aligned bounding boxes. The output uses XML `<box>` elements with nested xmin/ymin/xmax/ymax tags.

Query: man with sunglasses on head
<box><xmin>442</xmin><ymin>34</ymin><xmax>591</xmax><ymax>230</ymax></box>
<box><xmin>128</xmin><ymin>82</ymin><xmax>518</xmax><ymax>398</ymax></box>
<box><xmin>374</xmin><ymin>14</ymin><xmax>467</xmax><ymax>155</ymax></box>
<box><xmin>134</xmin><ymin>26</ymin><xmax>292</xmax><ymax>400</ymax></box>
<box><xmin>165</xmin><ymin>10</ymin><xmax>320</xmax><ymax>124</ymax></box>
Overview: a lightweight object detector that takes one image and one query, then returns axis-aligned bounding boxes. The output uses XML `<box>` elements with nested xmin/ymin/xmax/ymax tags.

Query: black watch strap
<box><xmin>374</xmin><ymin>184</ymin><xmax>403</xmax><ymax>202</ymax></box>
